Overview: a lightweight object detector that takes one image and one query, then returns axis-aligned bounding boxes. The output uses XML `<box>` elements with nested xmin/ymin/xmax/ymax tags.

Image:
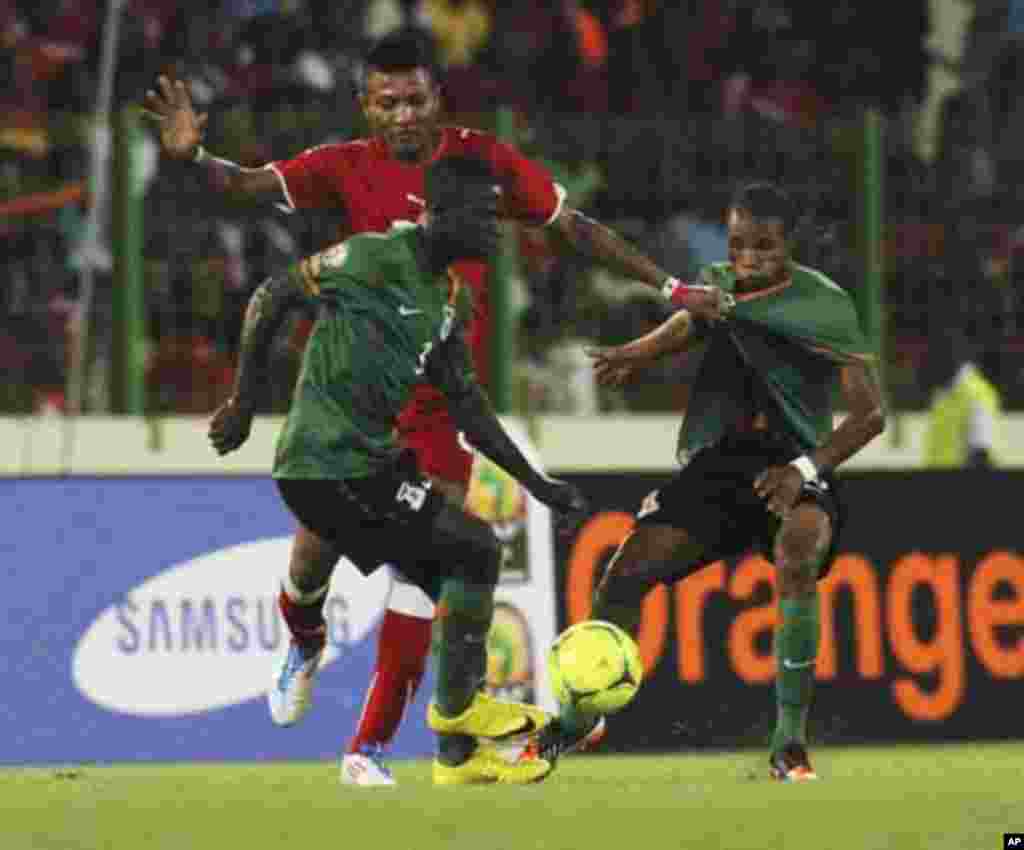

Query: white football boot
<box><xmin>268</xmin><ymin>639</ymin><xmax>324</xmax><ymax>727</ymax></box>
<box><xmin>340</xmin><ymin>745</ymin><xmax>397</xmax><ymax>787</ymax></box>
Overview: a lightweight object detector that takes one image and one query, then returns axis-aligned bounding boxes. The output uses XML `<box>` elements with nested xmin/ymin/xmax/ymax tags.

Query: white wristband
<box><xmin>191</xmin><ymin>144</ymin><xmax>207</xmax><ymax>164</ymax></box>
<box><xmin>790</xmin><ymin>455</ymin><xmax>819</xmax><ymax>483</ymax></box>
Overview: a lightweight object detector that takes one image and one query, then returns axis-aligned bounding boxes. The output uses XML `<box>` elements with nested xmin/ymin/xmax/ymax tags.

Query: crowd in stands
<box><xmin>3</xmin><ymin>0</ymin><xmax>1024</xmax><ymax>416</ymax></box>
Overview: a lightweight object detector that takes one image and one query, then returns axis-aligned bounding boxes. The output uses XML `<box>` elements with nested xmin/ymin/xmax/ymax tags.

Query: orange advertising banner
<box><xmin>554</xmin><ymin>471</ymin><xmax>1024</xmax><ymax>747</ymax></box>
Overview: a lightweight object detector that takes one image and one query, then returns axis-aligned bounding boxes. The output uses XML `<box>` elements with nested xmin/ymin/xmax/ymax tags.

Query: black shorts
<box><xmin>635</xmin><ymin>431</ymin><xmax>843</xmax><ymax>582</ymax></box>
<box><xmin>276</xmin><ymin>450</ymin><xmax>449</xmax><ymax>591</ymax></box>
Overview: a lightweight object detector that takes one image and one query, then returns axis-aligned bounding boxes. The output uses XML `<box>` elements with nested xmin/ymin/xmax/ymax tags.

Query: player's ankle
<box><xmin>292</xmin><ymin>626</ymin><xmax>326</xmax><ymax>655</ymax></box>
<box><xmin>437</xmin><ymin>734</ymin><xmax>477</xmax><ymax>766</ymax></box>
<box><xmin>347</xmin><ymin>737</ymin><xmax>383</xmax><ymax>755</ymax></box>
<box><xmin>558</xmin><ymin>702</ymin><xmax>595</xmax><ymax>736</ymax></box>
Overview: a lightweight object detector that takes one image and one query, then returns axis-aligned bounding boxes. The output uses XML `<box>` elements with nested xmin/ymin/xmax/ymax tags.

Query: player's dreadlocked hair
<box><xmin>425</xmin><ymin>155</ymin><xmax>498</xmax><ymax>212</ymax></box>
<box><xmin>355</xmin><ymin>30</ymin><xmax>440</xmax><ymax>96</ymax></box>
<box><xmin>730</xmin><ymin>182</ymin><xmax>797</xmax><ymax>237</ymax></box>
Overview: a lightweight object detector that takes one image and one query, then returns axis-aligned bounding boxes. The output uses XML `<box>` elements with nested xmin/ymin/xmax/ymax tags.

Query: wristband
<box><xmin>661</xmin><ymin>276</ymin><xmax>683</xmax><ymax>300</ymax></box>
<box><xmin>790</xmin><ymin>455</ymin><xmax>819</xmax><ymax>483</ymax></box>
<box><xmin>662</xmin><ymin>278</ymin><xmax>734</xmax><ymax>312</ymax></box>
<box><xmin>191</xmin><ymin>145</ymin><xmax>207</xmax><ymax>164</ymax></box>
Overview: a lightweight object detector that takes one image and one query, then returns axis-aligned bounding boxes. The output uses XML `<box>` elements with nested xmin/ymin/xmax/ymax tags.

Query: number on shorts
<box><xmin>396</xmin><ymin>480</ymin><xmax>431</xmax><ymax>512</ymax></box>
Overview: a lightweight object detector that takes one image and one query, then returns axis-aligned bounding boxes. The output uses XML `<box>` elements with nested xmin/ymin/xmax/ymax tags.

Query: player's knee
<box><xmin>776</xmin><ymin>523</ymin><xmax>819</xmax><ymax>565</ymax></box>
<box><xmin>289</xmin><ymin>526</ymin><xmax>339</xmax><ymax>592</ymax></box>
<box><xmin>473</xmin><ymin>532</ymin><xmax>502</xmax><ymax>587</ymax></box>
<box><xmin>436</xmin><ymin>504</ymin><xmax>502</xmax><ymax>588</ymax></box>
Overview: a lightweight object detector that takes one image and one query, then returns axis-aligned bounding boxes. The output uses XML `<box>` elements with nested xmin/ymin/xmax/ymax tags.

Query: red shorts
<box><xmin>396</xmin><ymin>407</ymin><xmax>474</xmax><ymax>487</ymax></box>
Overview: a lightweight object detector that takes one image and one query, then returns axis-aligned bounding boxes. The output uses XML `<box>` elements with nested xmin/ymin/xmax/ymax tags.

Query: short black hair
<box><xmin>356</xmin><ymin>31</ymin><xmax>439</xmax><ymax>96</ymax></box>
<box><xmin>730</xmin><ymin>182</ymin><xmax>796</xmax><ymax>236</ymax></box>
<box><xmin>425</xmin><ymin>155</ymin><xmax>497</xmax><ymax>210</ymax></box>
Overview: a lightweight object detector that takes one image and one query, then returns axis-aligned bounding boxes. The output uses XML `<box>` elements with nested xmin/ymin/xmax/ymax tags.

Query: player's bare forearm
<box><xmin>589</xmin><ymin>310</ymin><xmax>698</xmax><ymax>386</ymax></box>
<box><xmin>193</xmin><ymin>153</ymin><xmax>284</xmax><ymax>204</ymax></box>
<box><xmin>427</xmin><ymin>334</ymin><xmax>547</xmax><ymax>494</ymax></box>
<box><xmin>812</xmin><ymin>360</ymin><xmax>886</xmax><ymax>472</ymax></box>
<box><xmin>144</xmin><ymin>75</ymin><xmax>284</xmax><ymax>204</ymax></box>
<box><xmin>625</xmin><ymin>309</ymin><xmax>696</xmax><ymax>359</ymax></box>
<box><xmin>552</xmin><ymin>208</ymin><xmax>669</xmax><ymax>289</ymax></box>
<box><xmin>451</xmin><ymin>387</ymin><xmax>548</xmax><ymax>492</ymax></box>
<box><xmin>231</xmin><ymin>268</ymin><xmax>309</xmax><ymax>407</ymax></box>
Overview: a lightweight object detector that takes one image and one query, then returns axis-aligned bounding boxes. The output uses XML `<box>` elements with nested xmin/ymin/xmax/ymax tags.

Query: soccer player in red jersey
<box><xmin>145</xmin><ymin>32</ymin><xmax>718</xmax><ymax>784</ymax></box>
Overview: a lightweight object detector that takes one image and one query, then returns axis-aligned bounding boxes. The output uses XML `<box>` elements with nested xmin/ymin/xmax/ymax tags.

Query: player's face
<box><xmin>361</xmin><ymin>69</ymin><xmax>441</xmax><ymax>163</ymax></box>
<box><xmin>727</xmin><ymin>208</ymin><xmax>790</xmax><ymax>289</ymax></box>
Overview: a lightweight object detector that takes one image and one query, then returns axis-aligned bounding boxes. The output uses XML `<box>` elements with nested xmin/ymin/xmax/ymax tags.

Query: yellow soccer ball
<box><xmin>548</xmin><ymin>620</ymin><xmax>643</xmax><ymax>715</ymax></box>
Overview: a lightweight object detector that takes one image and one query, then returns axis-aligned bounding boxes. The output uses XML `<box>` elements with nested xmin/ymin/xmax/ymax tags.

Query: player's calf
<box><xmin>770</xmin><ymin>504</ymin><xmax>830</xmax><ymax>758</ymax></box>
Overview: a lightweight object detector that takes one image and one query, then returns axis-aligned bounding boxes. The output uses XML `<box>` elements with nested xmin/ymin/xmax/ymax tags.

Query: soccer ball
<box><xmin>548</xmin><ymin>620</ymin><xmax>643</xmax><ymax>715</ymax></box>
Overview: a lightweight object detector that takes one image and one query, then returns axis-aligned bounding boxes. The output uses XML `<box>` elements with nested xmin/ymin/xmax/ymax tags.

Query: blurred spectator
<box><xmin>1</xmin><ymin>0</ymin><xmax>1022</xmax><ymax>418</ymax></box>
<box><xmin>417</xmin><ymin>0</ymin><xmax>490</xmax><ymax>68</ymax></box>
<box><xmin>145</xmin><ymin>317</ymin><xmax>234</xmax><ymax>414</ymax></box>
<box><xmin>482</xmin><ymin>0</ymin><xmax>604</xmax><ymax>113</ymax></box>
<box><xmin>923</xmin><ymin>327</ymin><xmax>1003</xmax><ymax>468</ymax></box>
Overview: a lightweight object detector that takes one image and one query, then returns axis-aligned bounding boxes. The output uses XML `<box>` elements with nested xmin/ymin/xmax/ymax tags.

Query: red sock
<box><xmin>278</xmin><ymin>589</ymin><xmax>327</xmax><ymax>649</ymax></box>
<box><xmin>348</xmin><ymin>609</ymin><xmax>433</xmax><ymax>753</ymax></box>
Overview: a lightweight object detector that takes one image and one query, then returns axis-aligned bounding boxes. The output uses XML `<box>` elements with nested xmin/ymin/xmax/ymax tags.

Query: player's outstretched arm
<box><xmin>551</xmin><ymin>208</ymin><xmax>669</xmax><ymax>289</ymax></box>
<box><xmin>209</xmin><ymin>267</ymin><xmax>311</xmax><ymax>455</ymax></box>
<box><xmin>550</xmin><ymin>208</ymin><xmax>732</xmax><ymax>319</ymax></box>
<box><xmin>143</xmin><ymin>75</ymin><xmax>285</xmax><ymax>204</ymax></box>
<box><xmin>754</xmin><ymin>359</ymin><xmax>885</xmax><ymax>516</ymax></box>
<box><xmin>425</xmin><ymin>332</ymin><xmax>588</xmax><ymax>526</ymax></box>
<box><xmin>587</xmin><ymin>308</ymin><xmax>700</xmax><ymax>386</ymax></box>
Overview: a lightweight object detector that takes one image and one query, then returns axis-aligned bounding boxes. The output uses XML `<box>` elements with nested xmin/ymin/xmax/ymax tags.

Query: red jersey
<box><xmin>267</xmin><ymin>127</ymin><xmax>565</xmax><ymax>414</ymax></box>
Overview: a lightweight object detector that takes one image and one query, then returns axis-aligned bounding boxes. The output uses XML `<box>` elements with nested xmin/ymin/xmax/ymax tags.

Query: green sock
<box><xmin>772</xmin><ymin>596</ymin><xmax>819</xmax><ymax>752</ymax></box>
<box><xmin>434</xmin><ymin>577</ymin><xmax>493</xmax><ymax>718</ymax></box>
<box><xmin>433</xmin><ymin>577</ymin><xmax>494</xmax><ymax>766</ymax></box>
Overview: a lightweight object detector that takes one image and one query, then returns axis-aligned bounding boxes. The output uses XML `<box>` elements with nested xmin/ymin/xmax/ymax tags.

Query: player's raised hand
<box><xmin>143</xmin><ymin>75</ymin><xmax>208</xmax><ymax>159</ymax></box>
<box><xmin>209</xmin><ymin>396</ymin><xmax>254</xmax><ymax>456</ymax></box>
<box><xmin>586</xmin><ymin>345</ymin><xmax>644</xmax><ymax>386</ymax></box>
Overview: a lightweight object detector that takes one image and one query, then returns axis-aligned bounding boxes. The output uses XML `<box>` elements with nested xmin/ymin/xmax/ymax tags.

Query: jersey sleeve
<box><xmin>267</xmin><ymin>144</ymin><xmax>347</xmax><ymax>211</ymax></box>
<box><xmin>305</xmin><ymin>236</ymin><xmax>378</xmax><ymax>295</ymax></box>
<box><xmin>489</xmin><ymin>138</ymin><xmax>566</xmax><ymax>226</ymax></box>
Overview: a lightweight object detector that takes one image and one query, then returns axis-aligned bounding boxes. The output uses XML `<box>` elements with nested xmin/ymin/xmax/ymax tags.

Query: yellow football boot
<box><xmin>427</xmin><ymin>691</ymin><xmax>551</xmax><ymax>739</ymax></box>
<box><xmin>433</xmin><ymin>743</ymin><xmax>553</xmax><ymax>785</ymax></box>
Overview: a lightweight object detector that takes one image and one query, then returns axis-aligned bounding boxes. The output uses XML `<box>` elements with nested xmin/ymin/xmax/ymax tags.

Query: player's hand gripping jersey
<box><xmin>678</xmin><ymin>262</ymin><xmax>873</xmax><ymax>463</ymax></box>
<box><xmin>272</xmin><ymin>223</ymin><xmax>475</xmax><ymax>480</ymax></box>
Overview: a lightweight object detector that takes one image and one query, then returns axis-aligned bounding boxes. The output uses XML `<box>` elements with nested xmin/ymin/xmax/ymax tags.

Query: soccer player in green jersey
<box><xmin>560</xmin><ymin>182</ymin><xmax>887</xmax><ymax>780</ymax></box>
<box><xmin>209</xmin><ymin>154</ymin><xmax>587</xmax><ymax>785</ymax></box>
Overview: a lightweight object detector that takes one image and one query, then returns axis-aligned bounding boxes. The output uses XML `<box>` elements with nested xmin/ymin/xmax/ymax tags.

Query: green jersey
<box><xmin>678</xmin><ymin>262</ymin><xmax>872</xmax><ymax>463</ymax></box>
<box><xmin>273</xmin><ymin>223</ymin><xmax>474</xmax><ymax>480</ymax></box>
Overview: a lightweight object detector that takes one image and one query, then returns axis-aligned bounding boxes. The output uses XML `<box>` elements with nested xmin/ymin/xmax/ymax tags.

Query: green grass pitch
<box><xmin>3</xmin><ymin>744</ymin><xmax>1020</xmax><ymax>850</ymax></box>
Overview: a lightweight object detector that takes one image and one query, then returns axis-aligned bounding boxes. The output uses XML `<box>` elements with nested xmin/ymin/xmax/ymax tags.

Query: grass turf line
<box><xmin>1</xmin><ymin>743</ymin><xmax>1019</xmax><ymax>850</ymax></box>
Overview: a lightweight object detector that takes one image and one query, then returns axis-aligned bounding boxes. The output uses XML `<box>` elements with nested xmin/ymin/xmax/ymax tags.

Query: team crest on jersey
<box><xmin>320</xmin><ymin>243</ymin><xmax>349</xmax><ymax>269</ymax></box>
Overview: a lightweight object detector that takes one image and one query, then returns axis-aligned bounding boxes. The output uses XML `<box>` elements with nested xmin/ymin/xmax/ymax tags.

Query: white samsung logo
<box><xmin>72</xmin><ymin>538</ymin><xmax>391</xmax><ymax>717</ymax></box>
